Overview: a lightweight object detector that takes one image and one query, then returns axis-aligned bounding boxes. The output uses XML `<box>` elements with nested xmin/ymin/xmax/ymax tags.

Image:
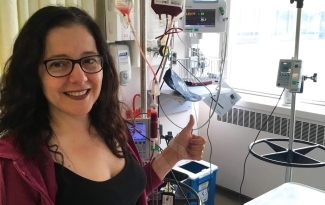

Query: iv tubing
<box><xmin>129</xmin><ymin>22</ymin><xmax>157</xmax><ymax>81</ymax></box>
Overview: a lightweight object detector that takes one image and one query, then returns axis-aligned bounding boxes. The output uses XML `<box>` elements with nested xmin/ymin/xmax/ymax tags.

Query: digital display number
<box><xmin>185</xmin><ymin>9</ymin><xmax>216</xmax><ymax>27</ymax></box>
<box><xmin>186</xmin><ymin>11</ymin><xmax>196</xmax><ymax>16</ymax></box>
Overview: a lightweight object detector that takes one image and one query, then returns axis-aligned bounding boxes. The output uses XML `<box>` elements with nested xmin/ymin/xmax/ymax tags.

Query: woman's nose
<box><xmin>68</xmin><ymin>63</ymin><xmax>87</xmax><ymax>83</ymax></box>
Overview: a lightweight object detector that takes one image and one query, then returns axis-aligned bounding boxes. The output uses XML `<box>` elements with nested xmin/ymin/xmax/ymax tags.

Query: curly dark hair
<box><xmin>0</xmin><ymin>6</ymin><xmax>129</xmax><ymax>163</ymax></box>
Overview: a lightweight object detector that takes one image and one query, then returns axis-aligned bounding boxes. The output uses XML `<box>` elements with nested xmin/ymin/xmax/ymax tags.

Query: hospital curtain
<box><xmin>0</xmin><ymin>0</ymin><xmax>95</xmax><ymax>74</ymax></box>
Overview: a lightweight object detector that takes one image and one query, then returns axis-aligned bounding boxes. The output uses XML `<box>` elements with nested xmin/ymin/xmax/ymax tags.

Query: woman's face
<box><xmin>39</xmin><ymin>24</ymin><xmax>103</xmax><ymax>118</ymax></box>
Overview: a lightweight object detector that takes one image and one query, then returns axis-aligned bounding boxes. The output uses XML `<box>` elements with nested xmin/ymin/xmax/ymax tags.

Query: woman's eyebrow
<box><xmin>45</xmin><ymin>51</ymin><xmax>99</xmax><ymax>59</ymax></box>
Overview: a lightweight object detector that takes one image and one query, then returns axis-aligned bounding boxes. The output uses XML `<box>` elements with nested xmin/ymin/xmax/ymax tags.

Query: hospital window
<box><xmin>223</xmin><ymin>0</ymin><xmax>325</xmax><ymax>104</ymax></box>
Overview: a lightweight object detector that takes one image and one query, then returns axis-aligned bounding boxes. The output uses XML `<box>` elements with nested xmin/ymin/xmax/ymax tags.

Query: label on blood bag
<box><xmin>115</xmin><ymin>0</ymin><xmax>132</xmax><ymax>6</ymax></box>
<box><xmin>154</xmin><ymin>0</ymin><xmax>184</xmax><ymax>7</ymax></box>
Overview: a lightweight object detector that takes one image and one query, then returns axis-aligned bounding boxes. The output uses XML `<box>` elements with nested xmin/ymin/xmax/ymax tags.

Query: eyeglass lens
<box><xmin>46</xmin><ymin>56</ymin><xmax>103</xmax><ymax>77</ymax></box>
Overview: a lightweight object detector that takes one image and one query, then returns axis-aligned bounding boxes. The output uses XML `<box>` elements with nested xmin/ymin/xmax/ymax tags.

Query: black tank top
<box><xmin>54</xmin><ymin>154</ymin><xmax>146</xmax><ymax>205</ymax></box>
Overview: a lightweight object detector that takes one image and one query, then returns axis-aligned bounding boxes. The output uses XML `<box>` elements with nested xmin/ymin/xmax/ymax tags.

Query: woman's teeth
<box><xmin>67</xmin><ymin>90</ymin><xmax>87</xmax><ymax>96</ymax></box>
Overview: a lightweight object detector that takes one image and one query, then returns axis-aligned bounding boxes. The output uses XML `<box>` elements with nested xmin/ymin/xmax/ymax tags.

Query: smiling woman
<box><xmin>0</xmin><ymin>5</ymin><xmax>206</xmax><ymax>205</ymax></box>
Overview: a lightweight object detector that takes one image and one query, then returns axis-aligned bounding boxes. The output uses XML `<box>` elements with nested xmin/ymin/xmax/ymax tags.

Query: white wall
<box><xmin>198</xmin><ymin>100</ymin><xmax>325</xmax><ymax>199</ymax></box>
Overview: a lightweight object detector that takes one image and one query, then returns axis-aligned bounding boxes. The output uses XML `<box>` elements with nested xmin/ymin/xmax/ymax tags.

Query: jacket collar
<box><xmin>0</xmin><ymin>135</ymin><xmax>24</xmax><ymax>160</ymax></box>
<box><xmin>0</xmin><ymin>134</ymin><xmax>50</xmax><ymax>160</ymax></box>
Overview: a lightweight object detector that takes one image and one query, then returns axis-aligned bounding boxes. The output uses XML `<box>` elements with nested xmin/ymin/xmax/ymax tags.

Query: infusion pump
<box><xmin>276</xmin><ymin>59</ymin><xmax>303</xmax><ymax>93</ymax></box>
<box><xmin>127</xmin><ymin>118</ymin><xmax>151</xmax><ymax>163</ymax></box>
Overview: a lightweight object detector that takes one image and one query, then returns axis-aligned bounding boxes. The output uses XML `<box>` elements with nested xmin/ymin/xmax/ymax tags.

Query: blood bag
<box><xmin>115</xmin><ymin>0</ymin><xmax>134</xmax><ymax>16</ymax></box>
<box><xmin>151</xmin><ymin>0</ymin><xmax>185</xmax><ymax>18</ymax></box>
<box><xmin>115</xmin><ymin>0</ymin><xmax>134</xmax><ymax>26</ymax></box>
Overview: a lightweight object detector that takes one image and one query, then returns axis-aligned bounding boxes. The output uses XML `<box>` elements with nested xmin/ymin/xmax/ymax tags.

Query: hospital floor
<box><xmin>214</xmin><ymin>185</ymin><xmax>252</xmax><ymax>205</ymax></box>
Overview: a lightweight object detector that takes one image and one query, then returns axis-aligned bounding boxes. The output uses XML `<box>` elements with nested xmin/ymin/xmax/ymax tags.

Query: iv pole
<box><xmin>140</xmin><ymin>1</ymin><xmax>148</xmax><ymax>118</ymax></box>
<box><xmin>248</xmin><ymin>0</ymin><xmax>322</xmax><ymax>177</ymax></box>
<box><xmin>285</xmin><ymin>0</ymin><xmax>304</xmax><ymax>183</ymax></box>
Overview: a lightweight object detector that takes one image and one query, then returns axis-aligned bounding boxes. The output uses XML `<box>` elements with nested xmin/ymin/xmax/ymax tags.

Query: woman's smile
<box><xmin>65</xmin><ymin>89</ymin><xmax>90</xmax><ymax>100</ymax></box>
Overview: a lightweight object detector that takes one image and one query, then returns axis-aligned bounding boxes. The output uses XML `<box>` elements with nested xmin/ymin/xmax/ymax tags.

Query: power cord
<box><xmin>238</xmin><ymin>88</ymin><xmax>285</xmax><ymax>204</ymax></box>
<box><xmin>160</xmin><ymin>32</ymin><xmax>227</xmax><ymax>194</ymax></box>
<box><xmin>176</xmin><ymin>60</ymin><xmax>220</xmax><ymax>130</ymax></box>
<box><xmin>164</xmin><ymin>136</ymin><xmax>191</xmax><ymax>205</ymax></box>
<box><xmin>128</xmin><ymin>120</ymin><xmax>191</xmax><ymax>205</ymax></box>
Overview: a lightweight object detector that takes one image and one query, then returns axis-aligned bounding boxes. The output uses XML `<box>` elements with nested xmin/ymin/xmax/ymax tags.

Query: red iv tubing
<box><xmin>116</xmin><ymin>2</ymin><xmax>159</xmax><ymax>144</ymax></box>
<box><xmin>115</xmin><ymin>3</ymin><xmax>157</xmax><ymax>81</ymax></box>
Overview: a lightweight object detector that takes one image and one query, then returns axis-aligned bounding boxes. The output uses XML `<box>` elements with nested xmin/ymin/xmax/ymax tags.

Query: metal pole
<box><xmin>285</xmin><ymin>7</ymin><xmax>302</xmax><ymax>183</ymax></box>
<box><xmin>140</xmin><ymin>1</ymin><xmax>147</xmax><ymax>118</ymax></box>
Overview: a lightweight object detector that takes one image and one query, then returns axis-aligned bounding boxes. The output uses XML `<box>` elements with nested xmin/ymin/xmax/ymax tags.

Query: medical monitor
<box><xmin>128</xmin><ymin>120</ymin><xmax>148</xmax><ymax>141</ymax></box>
<box><xmin>181</xmin><ymin>0</ymin><xmax>227</xmax><ymax>33</ymax></box>
<box><xmin>127</xmin><ymin>118</ymin><xmax>151</xmax><ymax>162</ymax></box>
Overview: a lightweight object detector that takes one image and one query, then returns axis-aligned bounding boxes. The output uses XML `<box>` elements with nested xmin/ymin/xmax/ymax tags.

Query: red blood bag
<box><xmin>151</xmin><ymin>0</ymin><xmax>185</xmax><ymax>18</ymax></box>
<box><xmin>115</xmin><ymin>0</ymin><xmax>133</xmax><ymax>22</ymax></box>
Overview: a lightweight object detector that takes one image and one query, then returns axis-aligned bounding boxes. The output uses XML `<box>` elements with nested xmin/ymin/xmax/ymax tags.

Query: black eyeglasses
<box><xmin>43</xmin><ymin>55</ymin><xmax>104</xmax><ymax>77</ymax></box>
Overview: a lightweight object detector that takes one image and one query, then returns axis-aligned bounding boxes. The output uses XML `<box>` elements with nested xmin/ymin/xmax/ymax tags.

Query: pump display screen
<box><xmin>128</xmin><ymin>122</ymin><xmax>147</xmax><ymax>141</ymax></box>
<box><xmin>185</xmin><ymin>9</ymin><xmax>216</xmax><ymax>28</ymax></box>
<box><xmin>280</xmin><ymin>62</ymin><xmax>292</xmax><ymax>73</ymax></box>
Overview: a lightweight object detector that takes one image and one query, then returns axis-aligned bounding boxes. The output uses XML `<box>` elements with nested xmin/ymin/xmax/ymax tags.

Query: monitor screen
<box><xmin>128</xmin><ymin>122</ymin><xmax>147</xmax><ymax>141</ymax></box>
<box><xmin>181</xmin><ymin>0</ymin><xmax>227</xmax><ymax>33</ymax></box>
<box><xmin>185</xmin><ymin>9</ymin><xmax>216</xmax><ymax>29</ymax></box>
<box><xmin>279</xmin><ymin>61</ymin><xmax>292</xmax><ymax>73</ymax></box>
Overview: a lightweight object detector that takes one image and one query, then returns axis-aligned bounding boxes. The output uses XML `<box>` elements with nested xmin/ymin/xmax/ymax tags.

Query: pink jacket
<box><xmin>0</xmin><ymin>135</ymin><xmax>163</xmax><ymax>205</ymax></box>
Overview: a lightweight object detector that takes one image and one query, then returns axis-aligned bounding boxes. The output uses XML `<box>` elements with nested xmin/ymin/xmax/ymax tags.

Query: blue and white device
<box><xmin>181</xmin><ymin>0</ymin><xmax>227</xmax><ymax>33</ymax></box>
<box><xmin>127</xmin><ymin>118</ymin><xmax>151</xmax><ymax>162</ymax></box>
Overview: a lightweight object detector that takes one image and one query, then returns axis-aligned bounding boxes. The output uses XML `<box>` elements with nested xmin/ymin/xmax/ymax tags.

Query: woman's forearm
<box><xmin>151</xmin><ymin>146</ymin><xmax>179</xmax><ymax>180</ymax></box>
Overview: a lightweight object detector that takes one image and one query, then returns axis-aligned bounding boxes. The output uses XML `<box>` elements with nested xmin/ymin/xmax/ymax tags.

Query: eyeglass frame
<box><xmin>42</xmin><ymin>55</ymin><xmax>104</xmax><ymax>78</ymax></box>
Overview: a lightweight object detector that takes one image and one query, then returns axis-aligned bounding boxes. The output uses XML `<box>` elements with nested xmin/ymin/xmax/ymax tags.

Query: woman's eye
<box><xmin>51</xmin><ymin>62</ymin><xmax>63</xmax><ymax>67</ymax></box>
<box><xmin>49</xmin><ymin>60</ymin><xmax>69</xmax><ymax>68</ymax></box>
<box><xmin>83</xmin><ymin>58</ymin><xmax>96</xmax><ymax>64</ymax></box>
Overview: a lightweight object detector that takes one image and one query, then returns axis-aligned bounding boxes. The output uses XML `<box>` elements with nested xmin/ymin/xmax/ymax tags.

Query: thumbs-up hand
<box><xmin>171</xmin><ymin>115</ymin><xmax>206</xmax><ymax>161</ymax></box>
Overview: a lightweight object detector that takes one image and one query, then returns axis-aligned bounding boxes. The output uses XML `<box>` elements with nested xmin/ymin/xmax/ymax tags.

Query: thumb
<box><xmin>183</xmin><ymin>114</ymin><xmax>195</xmax><ymax>132</ymax></box>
